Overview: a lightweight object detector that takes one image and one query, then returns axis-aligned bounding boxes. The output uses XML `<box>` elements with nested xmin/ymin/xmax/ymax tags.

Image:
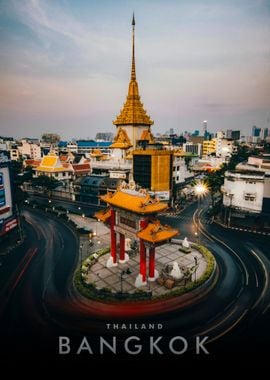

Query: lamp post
<box><xmin>194</xmin><ymin>181</ymin><xmax>208</xmax><ymax>243</ymax></box>
<box><xmin>80</xmin><ymin>243</ymin><xmax>83</xmax><ymax>281</ymax></box>
<box><xmin>80</xmin><ymin>239</ymin><xmax>91</xmax><ymax>281</ymax></box>
<box><xmin>194</xmin><ymin>231</ymin><xmax>198</xmax><ymax>244</ymax></box>
<box><xmin>227</xmin><ymin>194</ymin><xmax>234</xmax><ymax>227</ymax></box>
<box><xmin>120</xmin><ymin>268</ymin><xmax>132</xmax><ymax>293</ymax></box>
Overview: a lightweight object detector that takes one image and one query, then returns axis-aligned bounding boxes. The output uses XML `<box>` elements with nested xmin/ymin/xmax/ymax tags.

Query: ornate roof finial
<box><xmin>131</xmin><ymin>13</ymin><xmax>136</xmax><ymax>81</ymax></box>
<box><xmin>113</xmin><ymin>15</ymin><xmax>154</xmax><ymax>126</ymax></box>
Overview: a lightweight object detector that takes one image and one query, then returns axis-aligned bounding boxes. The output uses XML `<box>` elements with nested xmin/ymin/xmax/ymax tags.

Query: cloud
<box><xmin>8</xmin><ymin>0</ymin><xmax>128</xmax><ymax>78</ymax></box>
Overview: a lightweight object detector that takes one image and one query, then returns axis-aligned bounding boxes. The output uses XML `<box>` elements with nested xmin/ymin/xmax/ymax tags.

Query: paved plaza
<box><xmin>70</xmin><ymin>214</ymin><xmax>207</xmax><ymax>296</ymax></box>
<box><xmin>86</xmin><ymin>242</ymin><xmax>207</xmax><ymax>296</ymax></box>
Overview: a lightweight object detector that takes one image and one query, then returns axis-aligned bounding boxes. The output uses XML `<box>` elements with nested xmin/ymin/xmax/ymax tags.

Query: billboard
<box><xmin>0</xmin><ymin>161</ymin><xmax>17</xmax><ymax>236</ymax></box>
<box><xmin>0</xmin><ymin>166</ymin><xmax>13</xmax><ymax>220</ymax></box>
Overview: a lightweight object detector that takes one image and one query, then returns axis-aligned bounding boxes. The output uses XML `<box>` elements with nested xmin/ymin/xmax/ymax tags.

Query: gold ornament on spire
<box><xmin>113</xmin><ymin>14</ymin><xmax>153</xmax><ymax>126</ymax></box>
<box><xmin>110</xmin><ymin>127</ymin><xmax>132</xmax><ymax>149</ymax></box>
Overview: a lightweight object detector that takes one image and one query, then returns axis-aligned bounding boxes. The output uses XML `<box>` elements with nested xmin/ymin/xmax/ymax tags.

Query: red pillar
<box><xmin>110</xmin><ymin>209</ymin><xmax>117</xmax><ymax>264</ymax></box>
<box><xmin>120</xmin><ymin>233</ymin><xmax>125</xmax><ymax>262</ymax></box>
<box><xmin>149</xmin><ymin>246</ymin><xmax>155</xmax><ymax>279</ymax></box>
<box><xmin>139</xmin><ymin>219</ymin><xmax>148</xmax><ymax>282</ymax></box>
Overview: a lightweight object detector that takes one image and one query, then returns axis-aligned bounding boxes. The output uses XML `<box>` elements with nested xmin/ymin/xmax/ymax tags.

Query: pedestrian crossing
<box><xmin>162</xmin><ymin>213</ymin><xmax>213</xmax><ymax>225</ymax></box>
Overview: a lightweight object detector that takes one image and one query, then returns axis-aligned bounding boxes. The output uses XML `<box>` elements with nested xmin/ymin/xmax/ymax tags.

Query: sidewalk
<box><xmin>163</xmin><ymin>199</ymin><xmax>196</xmax><ymax>217</ymax></box>
<box><xmin>68</xmin><ymin>214</ymin><xmax>109</xmax><ymax>236</ymax></box>
<box><xmin>69</xmin><ymin>214</ymin><xmax>110</xmax><ymax>261</ymax></box>
<box><xmin>214</xmin><ymin>219</ymin><xmax>270</xmax><ymax>236</ymax></box>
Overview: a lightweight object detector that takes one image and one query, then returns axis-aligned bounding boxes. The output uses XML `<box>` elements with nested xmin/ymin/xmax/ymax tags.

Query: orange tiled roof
<box><xmin>72</xmin><ymin>163</ymin><xmax>91</xmax><ymax>173</ymax></box>
<box><xmin>100</xmin><ymin>190</ymin><xmax>168</xmax><ymax>214</ymax></box>
<box><xmin>24</xmin><ymin>159</ymin><xmax>41</xmax><ymax>167</ymax></box>
<box><xmin>94</xmin><ymin>209</ymin><xmax>111</xmax><ymax>222</ymax></box>
<box><xmin>137</xmin><ymin>220</ymin><xmax>178</xmax><ymax>243</ymax></box>
<box><xmin>60</xmin><ymin>155</ymin><xmax>68</xmax><ymax>162</ymax></box>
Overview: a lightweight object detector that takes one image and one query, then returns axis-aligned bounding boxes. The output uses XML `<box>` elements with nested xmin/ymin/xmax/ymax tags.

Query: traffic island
<box><xmin>74</xmin><ymin>240</ymin><xmax>216</xmax><ymax>303</ymax></box>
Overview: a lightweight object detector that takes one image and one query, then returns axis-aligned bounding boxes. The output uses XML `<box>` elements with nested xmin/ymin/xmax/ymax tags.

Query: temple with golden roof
<box><xmin>111</xmin><ymin>14</ymin><xmax>155</xmax><ymax>157</ymax></box>
<box><xmin>95</xmin><ymin>188</ymin><xmax>178</xmax><ymax>287</ymax></box>
<box><xmin>89</xmin><ymin>15</ymin><xmax>196</xmax><ymax>204</ymax></box>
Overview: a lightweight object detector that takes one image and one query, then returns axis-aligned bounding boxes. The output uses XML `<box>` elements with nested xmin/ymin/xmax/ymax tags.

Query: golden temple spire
<box><xmin>131</xmin><ymin>13</ymin><xmax>136</xmax><ymax>81</ymax></box>
<box><xmin>113</xmin><ymin>15</ymin><xmax>153</xmax><ymax>126</ymax></box>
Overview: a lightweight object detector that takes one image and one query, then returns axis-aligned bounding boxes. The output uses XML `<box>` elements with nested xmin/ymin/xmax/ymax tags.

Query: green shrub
<box><xmin>74</xmin><ymin>244</ymin><xmax>216</xmax><ymax>303</ymax></box>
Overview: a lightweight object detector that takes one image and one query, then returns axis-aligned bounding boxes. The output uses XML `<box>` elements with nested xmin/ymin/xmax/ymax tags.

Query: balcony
<box><xmin>91</xmin><ymin>159</ymin><xmax>132</xmax><ymax>171</ymax></box>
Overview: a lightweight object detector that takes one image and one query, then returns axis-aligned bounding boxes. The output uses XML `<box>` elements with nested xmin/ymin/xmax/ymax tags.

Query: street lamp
<box><xmin>194</xmin><ymin>231</ymin><xmax>198</xmax><ymax>244</ymax></box>
<box><xmin>120</xmin><ymin>268</ymin><xmax>132</xmax><ymax>293</ymax></box>
<box><xmin>80</xmin><ymin>243</ymin><xmax>83</xmax><ymax>281</ymax></box>
<box><xmin>193</xmin><ymin>181</ymin><xmax>208</xmax><ymax>243</ymax></box>
<box><xmin>227</xmin><ymin>193</ymin><xmax>234</xmax><ymax>227</ymax></box>
<box><xmin>194</xmin><ymin>181</ymin><xmax>208</xmax><ymax>199</ymax></box>
<box><xmin>80</xmin><ymin>240</ymin><xmax>91</xmax><ymax>281</ymax></box>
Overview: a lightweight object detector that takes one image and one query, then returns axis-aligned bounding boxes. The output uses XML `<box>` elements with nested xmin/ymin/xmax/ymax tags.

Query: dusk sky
<box><xmin>0</xmin><ymin>0</ymin><xmax>270</xmax><ymax>140</ymax></box>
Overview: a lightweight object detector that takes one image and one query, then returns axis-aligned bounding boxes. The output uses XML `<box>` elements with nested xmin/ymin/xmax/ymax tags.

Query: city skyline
<box><xmin>0</xmin><ymin>0</ymin><xmax>270</xmax><ymax>140</ymax></box>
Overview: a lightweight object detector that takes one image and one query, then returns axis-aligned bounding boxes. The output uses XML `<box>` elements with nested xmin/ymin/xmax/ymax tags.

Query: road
<box><xmin>160</xmin><ymin>200</ymin><xmax>270</xmax><ymax>358</ymax></box>
<box><xmin>0</xmin><ymin>202</ymin><xmax>269</xmax><ymax>364</ymax></box>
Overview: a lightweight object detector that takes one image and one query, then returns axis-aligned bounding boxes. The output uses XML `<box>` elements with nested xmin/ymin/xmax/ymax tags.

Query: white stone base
<box><xmin>148</xmin><ymin>269</ymin><xmax>159</xmax><ymax>282</ymax></box>
<box><xmin>106</xmin><ymin>256</ymin><xmax>118</xmax><ymax>268</ymax></box>
<box><xmin>135</xmin><ymin>273</ymin><xmax>147</xmax><ymax>288</ymax></box>
<box><xmin>119</xmin><ymin>253</ymin><xmax>130</xmax><ymax>264</ymax></box>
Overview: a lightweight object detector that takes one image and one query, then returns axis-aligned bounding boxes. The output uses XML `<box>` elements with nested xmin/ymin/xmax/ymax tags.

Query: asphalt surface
<box><xmin>0</xmin><ymin>201</ymin><xmax>269</xmax><ymax>366</ymax></box>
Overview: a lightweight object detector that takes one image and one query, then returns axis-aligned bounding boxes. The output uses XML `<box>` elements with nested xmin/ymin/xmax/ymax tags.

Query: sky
<box><xmin>0</xmin><ymin>0</ymin><xmax>270</xmax><ymax>140</ymax></box>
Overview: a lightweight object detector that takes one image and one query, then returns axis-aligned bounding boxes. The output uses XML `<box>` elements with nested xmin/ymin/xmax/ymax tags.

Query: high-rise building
<box><xmin>252</xmin><ymin>126</ymin><xmax>261</xmax><ymax>137</ymax></box>
<box><xmin>133</xmin><ymin>150</ymin><xmax>173</xmax><ymax>201</ymax></box>
<box><xmin>260</xmin><ymin>128</ymin><xmax>268</xmax><ymax>140</ymax></box>
<box><xmin>202</xmin><ymin>120</ymin><xmax>208</xmax><ymax>138</ymax></box>
<box><xmin>226</xmin><ymin>130</ymin><xmax>240</xmax><ymax>141</ymax></box>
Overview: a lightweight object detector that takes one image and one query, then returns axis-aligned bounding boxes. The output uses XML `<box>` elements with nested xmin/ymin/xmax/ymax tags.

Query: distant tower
<box><xmin>252</xmin><ymin>126</ymin><xmax>261</xmax><ymax>137</ymax></box>
<box><xmin>202</xmin><ymin>120</ymin><xmax>208</xmax><ymax>139</ymax></box>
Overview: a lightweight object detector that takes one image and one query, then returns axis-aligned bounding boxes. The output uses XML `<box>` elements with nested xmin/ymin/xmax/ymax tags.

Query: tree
<box><xmin>205</xmin><ymin>168</ymin><xmax>226</xmax><ymax>207</ymax></box>
<box><xmin>227</xmin><ymin>144</ymin><xmax>259</xmax><ymax>171</ymax></box>
<box><xmin>41</xmin><ymin>133</ymin><xmax>60</xmax><ymax>144</ymax></box>
<box><xmin>23</xmin><ymin>166</ymin><xmax>33</xmax><ymax>181</ymax></box>
<box><xmin>184</xmin><ymin>156</ymin><xmax>192</xmax><ymax>170</ymax></box>
<box><xmin>32</xmin><ymin>175</ymin><xmax>60</xmax><ymax>197</ymax></box>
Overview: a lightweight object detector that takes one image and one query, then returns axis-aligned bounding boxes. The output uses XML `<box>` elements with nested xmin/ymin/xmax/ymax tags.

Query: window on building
<box><xmin>244</xmin><ymin>194</ymin><xmax>256</xmax><ymax>201</ymax></box>
<box><xmin>133</xmin><ymin>155</ymin><xmax>151</xmax><ymax>189</ymax></box>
